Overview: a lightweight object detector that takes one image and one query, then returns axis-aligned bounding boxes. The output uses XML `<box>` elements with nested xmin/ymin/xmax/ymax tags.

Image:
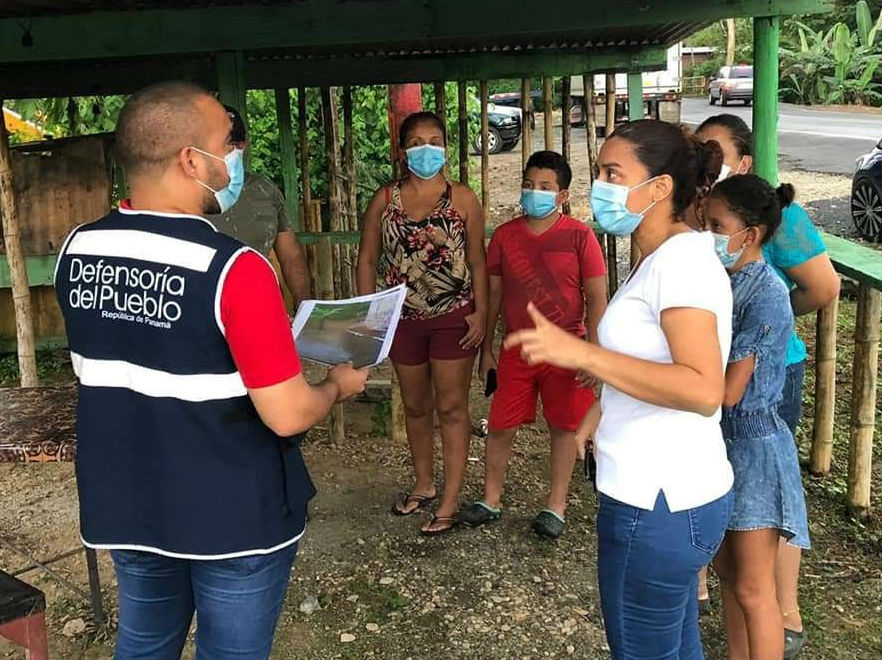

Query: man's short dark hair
<box><xmin>114</xmin><ymin>81</ymin><xmax>213</xmax><ymax>179</ymax></box>
<box><xmin>524</xmin><ymin>150</ymin><xmax>572</xmax><ymax>189</ymax></box>
<box><xmin>223</xmin><ymin>104</ymin><xmax>247</xmax><ymax>143</ymax></box>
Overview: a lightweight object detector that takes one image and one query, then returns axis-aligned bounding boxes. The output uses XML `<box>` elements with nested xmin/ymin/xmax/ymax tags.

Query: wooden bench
<box><xmin>0</xmin><ymin>385</ymin><xmax>105</xmax><ymax>623</ymax></box>
<box><xmin>0</xmin><ymin>570</ymin><xmax>48</xmax><ymax>660</ymax></box>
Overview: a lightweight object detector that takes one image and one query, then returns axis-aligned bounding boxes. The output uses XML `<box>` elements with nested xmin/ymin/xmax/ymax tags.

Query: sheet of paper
<box><xmin>291</xmin><ymin>284</ymin><xmax>407</xmax><ymax>368</ymax></box>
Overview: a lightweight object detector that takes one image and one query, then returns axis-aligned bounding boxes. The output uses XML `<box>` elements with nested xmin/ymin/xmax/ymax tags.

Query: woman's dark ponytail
<box><xmin>775</xmin><ymin>183</ymin><xmax>795</xmax><ymax>210</ymax></box>
<box><xmin>710</xmin><ymin>174</ymin><xmax>791</xmax><ymax>244</ymax></box>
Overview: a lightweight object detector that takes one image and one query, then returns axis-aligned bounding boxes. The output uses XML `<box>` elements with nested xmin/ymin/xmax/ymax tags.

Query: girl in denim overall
<box><xmin>706</xmin><ymin>174</ymin><xmax>811</xmax><ymax>660</ymax></box>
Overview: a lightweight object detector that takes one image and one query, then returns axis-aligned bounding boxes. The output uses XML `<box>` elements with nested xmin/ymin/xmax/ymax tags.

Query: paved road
<box><xmin>681</xmin><ymin>97</ymin><xmax>880</xmax><ymax>175</ymax></box>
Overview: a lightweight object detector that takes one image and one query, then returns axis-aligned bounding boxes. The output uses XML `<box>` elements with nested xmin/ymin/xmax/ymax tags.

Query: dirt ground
<box><xmin>2</xmin><ymin>118</ymin><xmax>880</xmax><ymax>660</ymax></box>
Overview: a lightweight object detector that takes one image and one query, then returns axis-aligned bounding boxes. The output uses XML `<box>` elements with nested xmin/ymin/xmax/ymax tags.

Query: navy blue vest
<box><xmin>55</xmin><ymin>208</ymin><xmax>315</xmax><ymax>558</ymax></box>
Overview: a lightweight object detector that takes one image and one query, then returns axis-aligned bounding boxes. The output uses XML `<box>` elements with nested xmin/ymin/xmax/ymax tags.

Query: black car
<box><xmin>851</xmin><ymin>137</ymin><xmax>882</xmax><ymax>242</ymax></box>
<box><xmin>473</xmin><ymin>105</ymin><xmax>522</xmax><ymax>154</ymax></box>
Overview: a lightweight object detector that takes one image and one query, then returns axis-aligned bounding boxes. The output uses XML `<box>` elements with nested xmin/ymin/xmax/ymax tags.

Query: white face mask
<box><xmin>715</xmin><ymin>164</ymin><xmax>732</xmax><ymax>184</ymax></box>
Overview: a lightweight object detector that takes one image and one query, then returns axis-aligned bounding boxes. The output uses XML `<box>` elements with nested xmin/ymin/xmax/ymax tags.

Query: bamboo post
<box><xmin>433</xmin><ymin>82</ymin><xmax>447</xmax><ymax>128</ymax></box>
<box><xmin>342</xmin><ymin>86</ymin><xmax>358</xmax><ymax>231</ymax></box>
<box><xmin>457</xmin><ymin>81</ymin><xmax>469</xmax><ymax>185</ymax></box>
<box><xmin>318</xmin><ymin>236</ymin><xmax>346</xmax><ymax>443</ymax></box>
<box><xmin>605</xmin><ymin>73</ymin><xmax>616</xmax><ymax>138</ymax></box>
<box><xmin>752</xmin><ymin>16</ymin><xmax>780</xmax><ymax>186</ymax></box>
<box><xmin>583</xmin><ymin>74</ymin><xmax>599</xmax><ymax>186</ymax></box>
<box><xmin>606</xmin><ymin>235</ymin><xmax>618</xmax><ymax>296</ymax></box>
<box><xmin>521</xmin><ymin>78</ymin><xmax>532</xmax><ymax>169</ymax></box>
<box><xmin>0</xmin><ymin>100</ymin><xmax>38</xmax><ymax>387</ymax></box>
<box><xmin>847</xmin><ymin>284</ymin><xmax>881</xmax><ymax>517</ymax></box>
<box><xmin>630</xmin><ymin>237</ymin><xmax>641</xmax><ymax>269</ymax></box>
<box><xmin>543</xmin><ymin>77</ymin><xmax>554</xmax><ymax>151</ymax></box>
<box><xmin>810</xmin><ymin>296</ymin><xmax>839</xmax><ymax>476</ymax></box>
<box><xmin>480</xmin><ymin>80</ymin><xmax>490</xmax><ymax>215</ymax></box>
<box><xmin>561</xmin><ymin>76</ymin><xmax>572</xmax><ymax>215</ymax></box>
<box><xmin>342</xmin><ymin>85</ymin><xmax>358</xmax><ymax>296</ymax></box>
<box><xmin>274</xmin><ymin>88</ymin><xmax>300</xmax><ymax>230</ymax></box>
<box><xmin>321</xmin><ymin>86</ymin><xmax>348</xmax><ymax>298</ymax></box>
<box><xmin>297</xmin><ymin>87</ymin><xmax>312</xmax><ymax>220</ymax></box>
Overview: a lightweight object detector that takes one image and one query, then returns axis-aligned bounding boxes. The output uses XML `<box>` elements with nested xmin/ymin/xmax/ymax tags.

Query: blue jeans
<box><xmin>777</xmin><ymin>360</ymin><xmax>805</xmax><ymax>437</ymax></box>
<box><xmin>111</xmin><ymin>543</ymin><xmax>298</xmax><ymax>660</ymax></box>
<box><xmin>597</xmin><ymin>491</ymin><xmax>733</xmax><ymax>660</ymax></box>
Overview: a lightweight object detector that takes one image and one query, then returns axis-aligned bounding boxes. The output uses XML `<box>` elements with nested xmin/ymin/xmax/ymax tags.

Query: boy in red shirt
<box><xmin>463</xmin><ymin>150</ymin><xmax>607</xmax><ymax>538</ymax></box>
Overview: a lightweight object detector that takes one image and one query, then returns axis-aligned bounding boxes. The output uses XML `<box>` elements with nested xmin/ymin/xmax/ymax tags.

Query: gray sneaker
<box><xmin>784</xmin><ymin>628</ymin><xmax>806</xmax><ymax>660</ymax></box>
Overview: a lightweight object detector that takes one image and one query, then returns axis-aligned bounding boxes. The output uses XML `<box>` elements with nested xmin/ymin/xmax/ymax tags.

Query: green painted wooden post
<box><xmin>274</xmin><ymin>88</ymin><xmax>300</xmax><ymax>231</ymax></box>
<box><xmin>627</xmin><ymin>72</ymin><xmax>643</xmax><ymax>121</ymax></box>
<box><xmin>752</xmin><ymin>16</ymin><xmax>779</xmax><ymax>186</ymax></box>
<box><xmin>216</xmin><ymin>51</ymin><xmax>247</xmax><ymax>116</ymax></box>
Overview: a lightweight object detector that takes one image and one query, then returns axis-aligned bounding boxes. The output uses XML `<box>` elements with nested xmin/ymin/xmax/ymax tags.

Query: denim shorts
<box><xmin>723</xmin><ymin>412</ymin><xmax>810</xmax><ymax>549</ymax></box>
<box><xmin>777</xmin><ymin>360</ymin><xmax>806</xmax><ymax>437</ymax></box>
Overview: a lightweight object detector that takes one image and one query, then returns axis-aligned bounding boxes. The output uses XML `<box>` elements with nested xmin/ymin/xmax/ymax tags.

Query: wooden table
<box><xmin>0</xmin><ymin>385</ymin><xmax>104</xmax><ymax>622</ymax></box>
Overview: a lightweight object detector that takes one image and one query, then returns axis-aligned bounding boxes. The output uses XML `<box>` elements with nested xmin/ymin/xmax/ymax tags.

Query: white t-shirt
<box><xmin>596</xmin><ymin>231</ymin><xmax>734</xmax><ymax>512</ymax></box>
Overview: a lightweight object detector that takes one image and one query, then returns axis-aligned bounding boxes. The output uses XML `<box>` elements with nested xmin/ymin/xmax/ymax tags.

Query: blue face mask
<box><xmin>405</xmin><ymin>144</ymin><xmax>446</xmax><ymax>180</ymax></box>
<box><xmin>192</xmin><ymin>146</ymin><xmax>245</xmax><ymax>213</ymax></box>
<box><xmin>520</xmin><ymin>189</ymin><xmax>559</xmax><ymax>219</ymax></box>
<box><xmin>711</xmin><ymin>228</ymin><xmax>748</xmax><ymax>269</ymax></box>
<box><xmin>589</xmin><ymin>177</ymin><xmax>659</xmax><ymax>236</ymax></box>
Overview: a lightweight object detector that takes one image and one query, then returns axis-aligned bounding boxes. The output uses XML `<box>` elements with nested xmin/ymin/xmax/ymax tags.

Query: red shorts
<box><xmin>389</xmin><ymin>302</ymin><xmax>479</xmax><ymax>366</ymax></box>
<box><xmin>488</xmin><ymin>347</ymin><xmax>595</xmax><ymax>432</ymax></box>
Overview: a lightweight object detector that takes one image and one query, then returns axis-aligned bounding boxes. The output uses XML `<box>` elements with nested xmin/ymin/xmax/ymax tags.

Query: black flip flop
<box><xmin>420</xmin><ymin>515</ymin><xmax>458</xmax><ymax>536</ymax></box>
<box><xmin>391</xmin><ymin>492</ymin><xmax>436</xmax><ymax>516</ymax></box>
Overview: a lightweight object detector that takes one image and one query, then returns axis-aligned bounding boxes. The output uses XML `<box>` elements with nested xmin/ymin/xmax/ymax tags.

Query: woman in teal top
<box><xmin>696</xmin><ymin>114</ymin><xmax>840</xmax><ymax>660</ymax></box>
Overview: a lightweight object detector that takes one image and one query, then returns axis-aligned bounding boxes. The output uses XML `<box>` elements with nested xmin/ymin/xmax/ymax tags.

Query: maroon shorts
<box><xmin>389</xmin><ymin>303</ymin><xmax>479</xmax><ymax>366</ymax></box>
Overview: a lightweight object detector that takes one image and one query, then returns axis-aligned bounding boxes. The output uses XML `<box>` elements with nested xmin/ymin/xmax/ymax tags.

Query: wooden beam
<box><xmin>458</xmin><ymin>81</ymin><xmax>469</xmax><ymax>185</ymax></box>
<box><xmin>0</xmin><ymin>48</ymin><xmax>667</xmax><ymax>99</ymax></box>
<box><xmin>0</xmin><ymin>100</ymin><xmax>38</xmax><ymax>386</ymax></box>
<box><xmin>480</xmin><ymin>80</ymin><xmax>489</xmax><ymax>215</ymax></box>
<box><xmin>752</xmin><ymin>16</ymin><xmax>779</xmax><ymax>186</ymax></box>
<box><xmin>0</xmin><ymin>0</ymin><xmax>832</xmax><ymax>64</ymax></box>
<box><xmin>543</xmin><ymin>77</ymin><xmax>554</xmax><ymax>151</ymax></box>
<box><xmin>274</xmin><ymin>88</ymin><xmax>300</xmax><ymax>230</ymax></box>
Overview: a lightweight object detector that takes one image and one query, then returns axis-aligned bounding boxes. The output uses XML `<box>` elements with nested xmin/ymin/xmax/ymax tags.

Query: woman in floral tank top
<box><xmin>357</xmin><ymin>111</ymin><xmax>488</xmax><ymax>535</ymax></box>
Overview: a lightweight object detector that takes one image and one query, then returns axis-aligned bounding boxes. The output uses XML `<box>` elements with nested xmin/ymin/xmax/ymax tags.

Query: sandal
<box><xmin>420</xmin><ymin>515</ymin><xmax>458</xmax><ymax>536</ymax></box>
<box><xmin>531</xmin><ymin>509</ymin><xmax>566</xmax><ymax>539</ymax></box>
<box><xmin>459</xmin><ymin>501</ymin><xmax>502</xmax><ymax>527</ymax></box>
<box><xmin>391</xmin><ymin>491</ymin><xmax>436</xmax><ymax>516</ymax></box>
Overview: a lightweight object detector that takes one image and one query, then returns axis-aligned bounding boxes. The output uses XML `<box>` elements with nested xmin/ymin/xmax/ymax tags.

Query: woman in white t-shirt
<box><xmin>506</xmin><ymin>120</ymin><xmax>734</xmax><ymax>660</ymax></box>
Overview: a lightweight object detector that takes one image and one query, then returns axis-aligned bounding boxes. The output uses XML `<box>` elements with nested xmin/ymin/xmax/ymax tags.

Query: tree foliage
<box><xmin>8</xmin><ymin>84</ymin><xmax>482</xmax><ymax>216</ymax></box>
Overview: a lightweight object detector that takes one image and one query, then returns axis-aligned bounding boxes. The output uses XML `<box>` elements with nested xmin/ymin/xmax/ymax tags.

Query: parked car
<box><xmin>473</xmin><ymin>103</ymin><xmax>522</xmax><ymax>154</ymax></box>
<box><xmin>851</xmin><ymin>137</ymin><xmax>882</xmax><ymax>242</ymax></box>
<box><xmin>489</xmin><ymin>91</ymin><xmax>538</xmax><ymax>129</ymax></box>
<box><xmin>708</xmin><ymin>65</ymin><xmax>753</xmax><ymax>106</ymax></box>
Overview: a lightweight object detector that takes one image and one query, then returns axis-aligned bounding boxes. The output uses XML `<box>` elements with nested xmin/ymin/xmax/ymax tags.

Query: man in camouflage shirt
<box><xmin>208</xmin><ymin>105</ymin><xmax>311</xmax><ymax>307</ymax></box>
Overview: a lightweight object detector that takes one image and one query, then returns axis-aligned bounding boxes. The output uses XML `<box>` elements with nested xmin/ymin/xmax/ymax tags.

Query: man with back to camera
<box><xmin>208</xmin><ymin>104</ymin><xmax>311</xmax><ymax>307</ymax></box>
<box><xmin>54</xmin><ymin>81</ymin><xmax>367</xmax><ymax>660</ymax></box>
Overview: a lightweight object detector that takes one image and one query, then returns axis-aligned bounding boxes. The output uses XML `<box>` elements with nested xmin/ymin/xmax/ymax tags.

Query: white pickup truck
<box><xmin>569</xmin><ymin>44</ymin><xmax>683</xmax><ymax>134</ymax></box>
